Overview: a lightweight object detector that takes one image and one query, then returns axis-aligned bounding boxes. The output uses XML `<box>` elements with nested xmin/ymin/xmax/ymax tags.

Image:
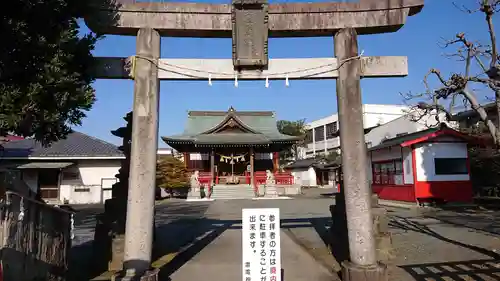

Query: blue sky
<box><xmin>77</xmin><ymin>0</ymin><xmax>497</xmax><ymax>145</ymax></box>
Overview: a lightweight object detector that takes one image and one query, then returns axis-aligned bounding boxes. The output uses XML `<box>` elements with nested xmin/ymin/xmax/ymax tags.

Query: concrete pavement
<box><xmin>69</xmin><ymin>191</ymin><xmax>500</xmax><ymax>281</ymax></box>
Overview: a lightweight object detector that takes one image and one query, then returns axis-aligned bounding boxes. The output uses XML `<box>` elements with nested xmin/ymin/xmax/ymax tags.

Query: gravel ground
<box><xmin>387</xmin><ymin>207</ymin><xmax>500</xmax><ymax>281</ymax></box>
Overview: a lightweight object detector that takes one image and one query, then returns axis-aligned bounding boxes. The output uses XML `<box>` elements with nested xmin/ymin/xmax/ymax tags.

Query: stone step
<box><xmin>210</xmin><ymin>185</ymin><xmax>255</xmax><ymax>199</ymax></box>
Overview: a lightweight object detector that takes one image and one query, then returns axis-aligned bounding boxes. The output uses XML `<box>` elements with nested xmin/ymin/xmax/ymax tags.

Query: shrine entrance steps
<box><xmin>210</xmin><ymin>184</ymin><xmax>255</xmax><ymax>200</ymax></box>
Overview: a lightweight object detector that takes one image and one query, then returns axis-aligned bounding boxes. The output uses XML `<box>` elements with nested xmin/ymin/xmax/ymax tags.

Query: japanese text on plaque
<box><xmin>242</xmin><ymin>208</ymin><xmax>281</xmax><ymax>281</ymax></box>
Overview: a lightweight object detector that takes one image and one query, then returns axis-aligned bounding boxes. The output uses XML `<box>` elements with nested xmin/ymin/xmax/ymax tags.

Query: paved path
<box><xmin>156</xmin><ymin>199</ymin><xmax>339</xmax><ymax>281</ymax></box>
<box><xmin>71</xmin><ymin>198</ymin><xmax>339</xmax><ymax>281</ymax></box>
<box><xmin>169</xmin><ymin>228</ymin><xmax>334</xmax><ymax>281</ymax></box>
<box><xmin>70</xmin><ymin>193</ymin><xmax>500</xmax><ymax>281</ymax></box>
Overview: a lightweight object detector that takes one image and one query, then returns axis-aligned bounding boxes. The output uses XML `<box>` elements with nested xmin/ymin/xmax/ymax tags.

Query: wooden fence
<box><xmin>0</xmin><ymin>191</ymin><xmax>72</xmax><ymax>281</ymax></box>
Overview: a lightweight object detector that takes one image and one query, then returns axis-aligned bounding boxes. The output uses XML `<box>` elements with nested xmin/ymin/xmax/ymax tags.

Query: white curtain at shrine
<box><xmin>189</xmin><ymin>153</ymin><xmax>209</xmax><ymax>160</ymax></box>
<box><xmin>255</xmin><ymin>153</ymin><xmax>272</xmax><ymax>160</ymax></box>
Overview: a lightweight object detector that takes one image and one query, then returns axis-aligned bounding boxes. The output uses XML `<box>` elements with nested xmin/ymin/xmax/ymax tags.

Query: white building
<box><xmin>365</xmin><ymin>111</ymin><xmax>458</xmax><ymax>149</ymax></box>
<box><xmin>367</xmin><ymin>123</ymin><xmax>474</xmax><ymax>204</ymax></box>
<box><xmin>288</xmin><ymin>110</ymin><xmax>471</xmax><ymax>201</ymax></box>
<box><xmin>300</xmin><ymin>104</ymin><xmax>409</xmax><ymax>158</ymax></box>
<box><xmin>0</xmin><ymin>132</ymin><xmax>124</xmax><ymax>204</ymax></box>
<box><xmin>0</xmin><ymin>132</ymin><xmax>175</xmax><ymax>205</ymax></box>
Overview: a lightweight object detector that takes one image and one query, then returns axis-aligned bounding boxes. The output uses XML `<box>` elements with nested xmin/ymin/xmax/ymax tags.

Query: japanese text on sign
<box><xmin>242</xmin><ymin>208</ymin><xmax>281</xmax><ymax>281</ymax></box>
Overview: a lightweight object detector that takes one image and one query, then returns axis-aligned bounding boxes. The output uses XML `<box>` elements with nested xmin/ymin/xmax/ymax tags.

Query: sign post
<box><xmin>242</xmin><ymin>208</ymin><xmax>281</xmax><ymax>281</ymax></box>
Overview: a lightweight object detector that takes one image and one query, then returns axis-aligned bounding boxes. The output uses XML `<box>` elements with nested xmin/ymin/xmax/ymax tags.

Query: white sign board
<box><xmin>242</xmin><ymin>208</ymin><xmax>281</xmax><ymax>281</ymax></box>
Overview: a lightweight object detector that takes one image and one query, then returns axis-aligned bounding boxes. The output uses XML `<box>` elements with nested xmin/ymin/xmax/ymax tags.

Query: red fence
<box><xmin>198</xmin><ymin>172</ymin><xmax>212</xmax><ymax>187</ymax></box>
<box><xmin>198</xmin><ymin>172</ymin><xmax>294</xmax><ymax>187</ymax></box>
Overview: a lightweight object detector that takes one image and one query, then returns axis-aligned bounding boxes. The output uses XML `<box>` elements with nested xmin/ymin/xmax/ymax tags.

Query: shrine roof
<box><xmin>162</xmin><ymin>107</ymin><xmax>300</xmax><ymax>146</ymax></box>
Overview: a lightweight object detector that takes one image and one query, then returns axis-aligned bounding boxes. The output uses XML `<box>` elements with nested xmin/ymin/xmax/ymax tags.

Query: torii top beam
<box><xmin>85</xmin><ymin>0</ymin><xmax>424</xmax><ymax>38</ymax></box>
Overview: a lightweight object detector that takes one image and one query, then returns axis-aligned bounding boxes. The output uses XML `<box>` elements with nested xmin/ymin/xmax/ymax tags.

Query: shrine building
<box><xmin>162</xmin><ymin>107</ymin><xmax>298</xmax><ymax>189</ymax></box>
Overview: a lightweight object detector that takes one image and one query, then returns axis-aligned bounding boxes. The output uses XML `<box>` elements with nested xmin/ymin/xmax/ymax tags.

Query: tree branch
<box><xmin>482</xmin><ymin>1</ymin><xmax>499</xmax><ymax>68</ymax></box>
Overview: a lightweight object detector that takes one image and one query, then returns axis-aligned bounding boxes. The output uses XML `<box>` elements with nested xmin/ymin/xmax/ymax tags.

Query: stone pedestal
<box><xmin>112</xmin><ymin>268</ymin><xmax>160</xmax><ymax>281</ymax></box>
<box><xmin>371</xmin><ymin>195</ymin><xmax>395</xmax><ymax>263</ymax></box>
<box><xmin>330</xmin><ymin>192</ymin><xmax>394</xmax><ymax>272</ymax></box>
<box><xmin>329</xmin><ymin>193</ymin><xmax>350</xmax><ymax>265</ymax></box>
<box><xmin>341</xmin><ymin>261</ymin><xmax>387</xmax><ymax>281</ymax></box>
<box><xmin>109</xmin><ymin>234</ymin><xmax>126</xmax><ymax>271</ymax></box>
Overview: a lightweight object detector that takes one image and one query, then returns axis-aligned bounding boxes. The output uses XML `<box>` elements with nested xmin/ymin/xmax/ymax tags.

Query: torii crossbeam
<box><xmin>84</xmin><ymin>0</ymin><xmax>424</xmax><ymax>280</ymax></box>
<box><xmin>87</xmin><ymin>0</ymin><xmax>423</xmax><ymax>37</ymax></box>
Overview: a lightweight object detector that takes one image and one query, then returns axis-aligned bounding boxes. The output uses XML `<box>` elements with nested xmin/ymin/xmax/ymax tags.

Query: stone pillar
<box><xmin>91</xmin><ymin>111</ymin><xmax>133</xmax><ymax>273</ymax></box>
<box><xmin>323</xmin><ymin>124</ymin><xmax>327</xmax><ymax>154</ymax></box>
<box><xmin>122</xmin><ymin>28</ymin><xmax>160</xmax><ymax>278</ymax></box>
<box><xmin>250</xmin><ymin>147</ymin><xmax>255</xmax><ymax>194</ymax></box>
<box><xmin>335</xmin><ymin>28</ymin><xmax>387</xmax><ymax>280</ymax></box>
<box><xmin>272</xmin><ymin>152</ymin><xmax>279</xmax><ymax>172</ymax></box>
<box><xmin>210</xmin><ymin>150</ymin><xmax>215</xmax><ymax>194</ymax></box>
<box><xmin>312</xmin><ymin>127</ymin><xmax>316</xmax><ymax>156</ymax></box>
<box><xmin>183</xmin><ymin>152</ymin><xmax>190</xmax><ymax>170</ymax></box>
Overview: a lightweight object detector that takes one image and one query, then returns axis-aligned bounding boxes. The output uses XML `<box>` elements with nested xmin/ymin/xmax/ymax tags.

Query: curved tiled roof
<box><xmin>1</xmin><ymin>131</ymin><xmax>124</xmax><ymax>158</ymax></box>
<box><xmin>163</xmin><ymin>108</ymin><xmax>300</xmax><ymax>146</ymax></box>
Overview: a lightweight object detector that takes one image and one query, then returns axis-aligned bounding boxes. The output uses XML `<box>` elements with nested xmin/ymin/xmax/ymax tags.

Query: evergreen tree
<box><xmin>0</xmin><ymin>0</ymin><xmax>101</xmax><ymax>145</ymax></box>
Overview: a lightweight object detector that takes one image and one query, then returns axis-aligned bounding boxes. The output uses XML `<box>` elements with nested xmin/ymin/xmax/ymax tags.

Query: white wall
<box><xmin>365</xmin><ymin>116</ymin><xmax>423</xmax><ymax>147</ymax></box>
<box><xmin>304</xmin><ymin>104</ymin><xmax>408</xmax><ymax>157</ymax></box>
<box><xmin>414</xmin><ymin>142</ymin><xmax>469</xmax><ymax>182</ymax></box>
<box><xmin>291</xmin><ymin>167</ymin><xmax>317</xmax><ymax>187</ymax></box>
<box><xmin>402</xmin><ymin>147</ymin><xmax>414</xmax><ymax>184</ymax></box>
<box><xmin>59</xmin><ymin>160</ymin><xmax>121</xmax><ymax>204</ymax></box>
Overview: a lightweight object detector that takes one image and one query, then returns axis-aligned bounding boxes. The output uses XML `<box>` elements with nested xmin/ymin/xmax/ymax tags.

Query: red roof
<box><xmin>400</xmin><ymin>128</ymin><xmax>476</xmax><ymax>147</ymax></box>
<box><xmin>6</xmin><ymin>135</ymin><xmax>24</xmax><ymax>141</ymax></box>
<box><xmin>369</xmin><ymin>125</ymin><xmax>483</xmax><ymax>152</ymax></box>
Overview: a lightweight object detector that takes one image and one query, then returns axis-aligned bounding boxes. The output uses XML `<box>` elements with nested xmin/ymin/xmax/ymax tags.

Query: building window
<box><xmin>434</xmin><ymin>158</ymin><xmax>468</xmax><ymax>175</ymax></box>
<box><xmin>326</xmin><ymin>122</ymin><xmax>338</xmax><ymax>139</ymax></box>
<box><xmin>62</xmin><ymin>171</ymin><xmax>80</xmax><ymax>181</ymax></box>
<box><xmin>305</xmin><ymin>130</ymin><xmax>313</xmax><ymax>144</ymax></box>
<box><xmin>315</xmin><ymin>126</ymin><xmax>325</xmax><ymax>142</ymax></box>
<box><xmin>405</xmin><ymin>159</ymin><xmax>411</xmax><ymax>174</ymax></box>
<box><xmin>372</xmin><ymin>159</ymin><xmax>403</xmax><ymax>185</ymax></box>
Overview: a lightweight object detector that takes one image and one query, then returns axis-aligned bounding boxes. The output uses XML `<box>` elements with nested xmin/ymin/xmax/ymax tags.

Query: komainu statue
<box><xmin>190</xmin><ymin>170</ymin><xmax>202</xmax><ymax>197</ymax></box>
<box><xmin>265</xmin><ymin>170</ymin><xmax>275</xmax><ymax>185</ymax></box>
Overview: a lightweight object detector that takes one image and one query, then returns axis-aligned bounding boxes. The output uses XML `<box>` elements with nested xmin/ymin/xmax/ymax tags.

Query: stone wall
<box><xmin>0</xmin><ymin>191</ymin><xmax>72</xmax><ymax>281</ymax></box>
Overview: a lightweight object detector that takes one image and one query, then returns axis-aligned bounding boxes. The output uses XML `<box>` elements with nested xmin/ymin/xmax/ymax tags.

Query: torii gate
<box><xmin>85</xmin><ymin>0</ymin><xmax>423</xmax><ymax>280</ymax></box>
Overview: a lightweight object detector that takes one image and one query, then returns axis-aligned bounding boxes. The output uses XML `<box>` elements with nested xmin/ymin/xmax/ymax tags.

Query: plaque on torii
<box><xmin>231</xmin><ymin>0</ymin><xmax>269</xmax><ymax>71</ymax></box>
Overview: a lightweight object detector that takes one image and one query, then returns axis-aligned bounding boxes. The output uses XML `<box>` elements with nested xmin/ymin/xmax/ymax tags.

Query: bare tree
<box><xmin>403</xmin><ymin>0</ymin><xmax>500</xmax><ymax>147</ymax></box>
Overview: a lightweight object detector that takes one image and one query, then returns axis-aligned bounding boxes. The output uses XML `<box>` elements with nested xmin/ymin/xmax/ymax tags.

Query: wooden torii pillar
<box><xmin>85</xmin><ymin>0</ymin><xmax>424</xmax><ymax>280</ymax></box>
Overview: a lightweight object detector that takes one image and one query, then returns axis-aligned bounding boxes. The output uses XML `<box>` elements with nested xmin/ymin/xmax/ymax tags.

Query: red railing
<box><xmin>201</xmin><ymin>172</ymin><xmax>294</xmax><ymax>189</ymax></box>
<box><xmin>198</xmin><ymin>172</ymin><xmax>212</xmax><ymax>187</ymax></box>
<box><xmin>252</xmin><ymin>171</ymin><xmax>294</xmax><ymax>186</ymax></box>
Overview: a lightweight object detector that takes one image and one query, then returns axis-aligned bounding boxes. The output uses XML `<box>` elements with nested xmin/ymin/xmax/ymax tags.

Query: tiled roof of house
<box><xmin>286</xmin><ymin>157</ymin><xmax>341</xmax><ymax>170</ymax></box>
<box><xmin>0</xmin><ymin>131</ymin><xmax>124</xmax><ymax>158</ymax></box>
